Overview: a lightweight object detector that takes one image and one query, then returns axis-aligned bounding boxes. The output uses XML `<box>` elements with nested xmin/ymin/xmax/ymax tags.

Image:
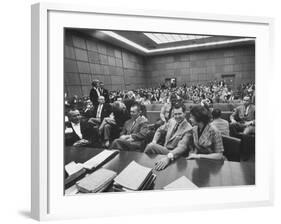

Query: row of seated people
<box><xmin>65</xmin><ymin>102</ymin><xmax>224</xmax><ymax>170</ymax></box>
<box><xmin>151</xmin><ymin>93</ymin><xmax>255</xmax><ymax>136</ymax></box>
<box><xmin>65</xmin><ymin>93</ymin><xmax>255</xmax><ymax>148</ymax></box>
<box><xmin>65</xmin><ymin>95</ymin><xmax>255</xmax><ymax>170</ymax></box>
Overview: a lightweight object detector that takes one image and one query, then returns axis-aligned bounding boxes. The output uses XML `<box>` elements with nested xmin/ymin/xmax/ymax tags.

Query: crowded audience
<box><xmin>65</xmin><ymin>79</ymin><xmax>255</xmax><ymax>170</ymax></box>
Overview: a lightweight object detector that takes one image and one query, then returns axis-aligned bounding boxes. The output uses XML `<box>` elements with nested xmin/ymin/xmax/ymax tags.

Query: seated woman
<box><xmin>187</xmin><ymin>105</ymin><xmax>224</xmax><ymax>160</ymax></box>
<box><xmin>99</xmin><ymin>101</ymin><xmax>130</xmax><ymax>148</ymax></box>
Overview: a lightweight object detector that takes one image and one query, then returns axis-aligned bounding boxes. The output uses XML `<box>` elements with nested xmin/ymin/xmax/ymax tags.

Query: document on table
<box><xmin>164</xmin><ymin>176</ymin><xmax>198</xmax><ymax>190</ymax></box>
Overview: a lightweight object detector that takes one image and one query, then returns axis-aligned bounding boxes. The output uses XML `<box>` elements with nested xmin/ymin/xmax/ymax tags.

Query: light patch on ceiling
<box><xmin>100</xmin><ymin>31</ymin><xmax>149</xmax><ymax>53</ymax></box>
<box><xmin>143</xmin><ymin>33</ymin><xmax>211</xmax><ymax>44</ymax></box>
<box><xmin>99</xmin><ymin>31</ymin><xmax>254</xmax><ymax>55</ymax></box>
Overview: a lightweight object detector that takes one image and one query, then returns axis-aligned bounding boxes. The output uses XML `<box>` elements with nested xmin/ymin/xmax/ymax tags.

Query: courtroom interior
<box><xmin>64</xmin><ymin>28</ymin><xmax>255</xmax><ymax>195</ymax></box>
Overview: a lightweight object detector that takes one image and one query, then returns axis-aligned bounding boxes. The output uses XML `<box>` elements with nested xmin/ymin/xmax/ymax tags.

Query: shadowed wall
<box><xmin>64</xmin><ymin>30</ymin><xmax>146</xmax><ymax>97</ymax></box>
<box><xmin>145</xmin><ymin>45</ymin><xmax>255</xmax><ymax>88</ymax></box>
<box><xmin>64</xmin><ymin>30</ymin><xmax>255</xmax><ymax>97</ymax></box>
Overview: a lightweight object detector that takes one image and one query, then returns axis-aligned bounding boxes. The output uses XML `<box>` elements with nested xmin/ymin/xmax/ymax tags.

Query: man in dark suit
<box><xmin>65</xmin><ymin>109</ymin><xmax>93</xmax><ymax>146</ymax></box>
<box><xmin>88</xmin><ymin>96</ymin><xmax>112</xmax><ymax>128</ymax></box>
<box><xmin>144</xmin><ymin>103</ymin><xmax>193</xmax><ymax>170</ymax></box>
<box><xmin>229</xmin><ymin>96</ymin><xmax>255</xmax><ymax>136</ymax></box>
<box><xmin>123</xmin><ymin>90</ymin><xmax>147</xmax><ymax>118</ymax></box>
<box><xmin>110</xmin><ymin>102</ymin><xmax>149</xmax><ymax>152</ymax></box>
<box><xmin>89</xmin><ymin>80</ymin><xmax>100</xmax><ymax>107</ymax></box>
<box><xmin>123</xmin><ymin>91</ymin><xmax>135</xmax><ymax>113</ymax></box>
<box><xmin>99</xmin><ymin>81</ymin><xmax>110</xmax><ymax>104</ymax></box>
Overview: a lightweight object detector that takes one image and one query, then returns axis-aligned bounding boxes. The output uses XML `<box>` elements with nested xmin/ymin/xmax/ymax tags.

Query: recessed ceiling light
<box><xmin>143</xmin><ymin>33</ymin><xmax>211</xmax><ymax>44</ymax></box>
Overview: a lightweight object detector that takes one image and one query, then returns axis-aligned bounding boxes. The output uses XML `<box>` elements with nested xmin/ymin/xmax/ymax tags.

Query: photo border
<box><xmin>31</xmin><ymin>2</ymin><xmax>274</xmax><ymax>221</ymax></box>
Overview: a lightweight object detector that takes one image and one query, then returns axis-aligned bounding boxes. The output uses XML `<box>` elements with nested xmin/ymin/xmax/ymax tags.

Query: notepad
<box><xmin>82</xmin><ymin>149</ymin><xmax>119</xmax><ymax>170</ymax></box>
<box><xmin>76</xmin><ymin>168</ymin><xmax>117</xmax><ymax>193</ymax></box>
<box><xmin>164</xmin><ymin>176</ymin><xmax>198</xmax><ymax>190</ymax></box>
<box><xmin>114</xmin><ymin>161</ymin><xmax>153</xmax><ymax>191</ymax></box>
<box><xmin>65</xmin><ymin>161</ymin><xmax>84</xmax><ymax>176</ymax></box>
<box><xmin>65</xmin><ymin>185</ymin><xmax>79</xmax><ymax>196</ymax></box>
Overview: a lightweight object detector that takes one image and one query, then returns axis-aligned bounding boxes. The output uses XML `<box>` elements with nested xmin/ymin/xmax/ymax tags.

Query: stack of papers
<box><xmin>164</xmin><ymin>176</ymin><xmax>198</xmax><ymax>190</ymax></box>
<box><xmin>65</xmin><ymin>150</ymin><xmax>119</xmax><ymax>188</ymax></box>
<box><xmin>83</xmin><ymin>150</ymin><xmax>119</xmax><ymax>170</ymax></box>
<box><xmin>65</xmin><ymin>161</ymin><xmax>84</xmax><ymax>176</ymax></box>
<box><xmin>76</xmin><ymin>168</ymin><xmax>117</xmax><ymax>193</ymax></box>
<box><xmin>113</xmin><ymin>161</ymin><xmax>156</xmax><ymax>191</ymax></box>
<box><xmin>65</xmin><ymin>162</ymin><xmax>86</xmax><ymax>187</ymax></box>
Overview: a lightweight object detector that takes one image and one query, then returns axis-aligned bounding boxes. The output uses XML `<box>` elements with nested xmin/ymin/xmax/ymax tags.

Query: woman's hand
<box><xmin>187</xmin><ymin>153</ymin><xmax>200</xmax><ymax>160</ymax></box>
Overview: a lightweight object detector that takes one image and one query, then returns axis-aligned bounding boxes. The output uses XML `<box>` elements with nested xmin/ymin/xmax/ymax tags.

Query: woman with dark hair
<box><xmin>187</xmin><ymin>105</ymin><xmax>224</xmax><ymax>160</ymax></box>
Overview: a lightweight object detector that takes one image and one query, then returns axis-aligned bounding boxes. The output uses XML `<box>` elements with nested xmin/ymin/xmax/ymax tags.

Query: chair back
<box><xmin>222</xmin><ymin>135</ymin><xmax>241</xmax><ymax>161</ymax></box>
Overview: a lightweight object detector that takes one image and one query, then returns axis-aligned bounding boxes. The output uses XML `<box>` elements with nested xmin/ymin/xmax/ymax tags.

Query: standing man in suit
<box><xmin>144</xmin><ymin>103</ymin><xmax>193</xmax><ymax>170</ymax></box>
<box><xmin>110</xmin><ymin>102</ymin><xmax>149</xmax><ymax>152</ymax></box>
<box><xmin>89</xmin><ymin>80</ymin><xmax>100</xmax><ymax>107</ymax></box>
<box><xmin>99</xmin><ymin>81</ymin><xmax>110</xmax><ymax>104</ymax></box>
<box><xmin>229</xmin><ymin>96</ymin><xmax>255</xmax><ymax>136</ymax></box>
<box><xmin>65</xmin><ymin>109</ymin><xmax>92</xmax><ymax>146</ymax></box>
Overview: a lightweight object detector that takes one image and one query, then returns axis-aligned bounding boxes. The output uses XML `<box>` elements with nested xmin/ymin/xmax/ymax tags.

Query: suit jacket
<box><xmin>65</xmin><ymin>120</ymin><xmax>92</xmax><ymax>146</ymax></box>
<box><xmin>123</xmin><ymin>98</ymin><xmax>135</xmax><ymax>113</ymax></box>
<box><xmin>99</xmin><ymin>88</ymin><xmax>110</xmax><ymax>103</ymax></box>
<box><xmin>230</xmin><ymin>104</ymin><xmax>255</xmax><ymax>123</ymax></box>
<box><xmin>92</xmin><ymin>103</ymin><xmax>112</xmax><ymax>122</ymax></box>
<box><xmin>113</xmin><ymin>108</ymin><xmax>130</xmax><ymax>127</ymax></box>
<box><xmin>89</xmin><ymin>87</ymin><xmax>100</xmax><ymax>106</ymax></box>
<box><xmin>121</xmin><ymin>115</ymin><xmax>149</xmax><ymax>141</ymax></box>
<box><xmin>153</xmin><ymin>118</ymin><xmax>192</xmax><ymax>150</ymax></box>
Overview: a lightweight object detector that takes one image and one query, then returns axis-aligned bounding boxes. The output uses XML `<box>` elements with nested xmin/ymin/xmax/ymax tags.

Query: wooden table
<box><xmin>65</xmin><ymin>146</ymin><xmax>255</xmax><ymax>191</ymax></box>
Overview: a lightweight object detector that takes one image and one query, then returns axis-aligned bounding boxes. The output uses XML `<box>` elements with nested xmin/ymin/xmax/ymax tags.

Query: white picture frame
<box><xmin>31</xmin><ymin>2</ymin><xmax>274</xmax><ymax>221</ymax></box>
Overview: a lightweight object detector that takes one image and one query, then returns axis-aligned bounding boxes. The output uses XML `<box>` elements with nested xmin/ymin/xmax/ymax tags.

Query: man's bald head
<box><xmin>68</xmin><ymin>109</ymin><xmax>80</xmax><ymax>124</ymax></box>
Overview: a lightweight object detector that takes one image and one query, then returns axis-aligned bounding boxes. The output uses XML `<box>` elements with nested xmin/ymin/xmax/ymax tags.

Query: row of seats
<box><xmin>145</xmin><ymin>103</ymin><xmax>241</xmax><ymax>112</ymax></box>
<box><xmin>222</xmin><ymin>134</ymin><xmax>255</xmax><ymax>162</ymax></box>
<box><xmin>146</xmin><ymin>111</ymin><xmax>233</xmax><ymax>124</ymax></box>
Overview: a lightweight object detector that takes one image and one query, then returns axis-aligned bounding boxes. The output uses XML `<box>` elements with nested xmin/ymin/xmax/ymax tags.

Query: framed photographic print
<box><xmin>31</xmin><ymin>2</ymin><xmax>274</xmax><ymax>221</ymax></box>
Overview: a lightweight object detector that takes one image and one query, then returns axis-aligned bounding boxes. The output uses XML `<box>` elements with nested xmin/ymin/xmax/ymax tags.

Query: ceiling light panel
<box><xmin>144</xmin><ymin>33</ymin><xmax>211</xmax><ymax>44</ymax></box>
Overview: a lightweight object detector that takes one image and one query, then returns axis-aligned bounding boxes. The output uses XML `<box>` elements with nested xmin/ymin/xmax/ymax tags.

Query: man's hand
<box><xmin>154</xmin><ymin>157</ymin><xmax>171</xmax><ymax>171</ymax></box>
<box><xmin>120</xmin><ymin>135</ymin><xmax>130</xmax><ymax>140</ymax></box>
<box><xmin>73</xmin><ymin>139</ymin><xmax>89</xmax><ymax>146</ymax></box>
<box><xmin>245</xmin><ymin>121</ymin><xmax>254</xmax><ymax>126</ymax></box>
<box><xmin>127</xmin><ymin>136</ymin><xmax>134</xmax><ymax>142</ymax></box>
<box><xmin>187</xmin><ymin>153</ymin><xmax>200</xmax><ymax>160</ymax></box>
<box><xmin>88</xmin><ymin>117</ymin><xmax>100</xmax><ymax>124</ymax></box>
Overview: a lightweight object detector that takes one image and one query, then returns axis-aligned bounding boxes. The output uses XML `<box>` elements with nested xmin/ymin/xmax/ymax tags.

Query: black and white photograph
<box><xmin>64</xmin><ymin>28</ymin><xmax>255</xmax><ymax>195</ymax></box>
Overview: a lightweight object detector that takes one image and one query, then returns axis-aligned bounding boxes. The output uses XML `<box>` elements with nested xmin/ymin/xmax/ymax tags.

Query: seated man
<box><xmin>110</xmin><ymin>102</ymin><xmax>149</xmax><ymax>152</ymax></box>
<box><xmin>99</xmin><ymin>101</ymin><xmax>130</xmax><ymax>148</ymax></box>
<box><xmin>210</xmin><ymin>108</ymin><xmax>230</xmax><ymax>136</ymax></box>
<box><xmin>88</xmin><ymin>96</ymin><xmax>111</xmax><ymax>128</ymax></box>
<box><xmin>65</xmin><ymin>109</ymin><xmax>93</xmax><ymax>146</ymax></box>
<box><xmin>144</xmin><ymin>103</ymin><xmax>193</xmax><ymax>170</ymax></box>
<box><xmin>154</xmin><ymin>93</ymin><xmax>178</xmax><ymax>129</ymax></box>
<box><xmin>229</xmin><ymin>96</ymin><xmax>255</xmax><ymax>136</ymax></box>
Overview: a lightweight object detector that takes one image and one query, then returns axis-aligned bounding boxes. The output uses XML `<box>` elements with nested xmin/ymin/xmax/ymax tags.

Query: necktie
<box><xmin>245</xmin><ymin>106</ymin><xmax>249</xmax><ymax>117</ymax></box>
<box><xmin>171</xmin><ymin>122</ymin><xmax>179</xmax><ymax>137</ymax></box>
<box><xmin>97</xmin><ymin>104</ymin><xmax>102</xmax><ymax>119</ymax></box>
<box><xmin>130</xmin><ymin>120</ymin><xmax>136</xmax><ymax>133</ymax></box>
